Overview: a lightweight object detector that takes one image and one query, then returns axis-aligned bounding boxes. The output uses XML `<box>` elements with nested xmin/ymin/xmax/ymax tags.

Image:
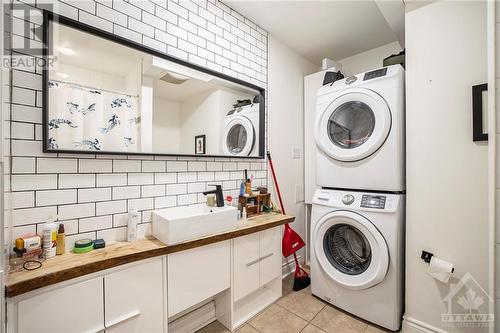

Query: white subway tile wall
<box><xmin>7</xmin><ymin>0</ymin><xmax>268</xmax><ymax>244</ymax></box>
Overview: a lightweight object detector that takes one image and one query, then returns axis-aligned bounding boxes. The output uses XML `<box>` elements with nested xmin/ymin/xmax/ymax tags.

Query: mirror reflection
<box><xmin>46</xmin><ymin>20</ymin><xmax>263</xmax><ymax>157</ymax></box>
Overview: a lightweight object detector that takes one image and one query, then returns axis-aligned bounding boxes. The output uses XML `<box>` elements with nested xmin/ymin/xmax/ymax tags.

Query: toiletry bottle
<box><xmin>242</xmin><ymin>207</ymin><xmax>247</xmax><ymax>220</ymax></box>
<box><xmin>239</xmin><ymin>181</ymin><xmax>245</xmax><ymax>196</ymax></box>
<box><xmin>14</xmin><ymin>238</ymin><xmax>24</xmax><ymax>253</ymax></box>
<box><xmin>245</xmin><ymin>179</ymin><xmax>251</xmax><ymax>194</ymax></box>
<box><xmin>42</xmin><ymin>215</ymin><xmax>58</xmax><ymax>258</ymax></box>
<box><xmin>127</xmin><ymin>209</ymin><xmax>139</xmax><ymax>242</ymax></box>
<box><xmin>56</xmin><ymin>224</ymin><xmax>65</xmax><ymax>255</ymax></box>
<box><xmin>237</xmin><ymin>201</ymin><xmax>242</xmax><ymax>220</ymax></box>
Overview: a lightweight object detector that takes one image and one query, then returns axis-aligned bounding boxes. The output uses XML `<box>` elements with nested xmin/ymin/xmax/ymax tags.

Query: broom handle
<box><xmin>267</xmin><ymin>151</ymin><xmax>286</xmax><ymax>215</ymax></box>
<box><xmin>293</xmin><ymin>252</ymin><xmax>300</xmax><ymax>272</ymax></box>
<box><xmin>268</xmin><ymin>152</ymin><xmax>307</xmax><ymax>277</ymax></box>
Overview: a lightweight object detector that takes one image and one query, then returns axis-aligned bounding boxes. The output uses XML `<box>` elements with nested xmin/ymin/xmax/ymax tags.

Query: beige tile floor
<box><xmin>196</xmin><ymin>274</ymin><xmax>392</xmax><ymax>333</ymax></box>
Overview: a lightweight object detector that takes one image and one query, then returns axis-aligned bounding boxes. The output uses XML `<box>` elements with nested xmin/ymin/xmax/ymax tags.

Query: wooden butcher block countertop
<box><xmin>6</xmin><ymin>213</ymin><xmax>294</xmax><ymax>298</ymax></box>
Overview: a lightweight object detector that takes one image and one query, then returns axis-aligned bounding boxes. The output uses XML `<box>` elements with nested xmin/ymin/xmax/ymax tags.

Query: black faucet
<box><xmin>203</xmin><ymin>184</ymin><xmax>224</xmax><ymax>207</ymax></box>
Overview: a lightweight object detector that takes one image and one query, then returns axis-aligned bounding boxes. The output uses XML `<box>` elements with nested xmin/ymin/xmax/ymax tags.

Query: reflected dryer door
<box><xmin>313</xmin><ymin>210</ymin><xmax>389</xmax><ymax>290</ymax></box>
<box><xmin>314</xmin><ymin>88</ymin><xmax>391</xmax><ymax>162</ymax></box>
<box><xmin>223</xmin><ymin>116</ymin><xmax>255</xmax><ymax>156</ymax></box>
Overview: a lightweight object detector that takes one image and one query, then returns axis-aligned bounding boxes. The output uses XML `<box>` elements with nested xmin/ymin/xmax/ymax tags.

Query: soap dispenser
<box><xmin>127</xmin><ymin>209</ymin><xmax>139</xmax><ymax>242</ymax></box>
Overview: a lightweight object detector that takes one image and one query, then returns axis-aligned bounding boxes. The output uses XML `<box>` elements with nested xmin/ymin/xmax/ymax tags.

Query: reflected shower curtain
<box><xmin>48</xmin><ymin>81</ymin><xmax>140</xmax><ymax>152</ymax></box>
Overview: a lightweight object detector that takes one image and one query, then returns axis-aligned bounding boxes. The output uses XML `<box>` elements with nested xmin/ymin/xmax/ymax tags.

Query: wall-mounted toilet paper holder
<box><xmin>421</xmin><ymin>250</ymin><xmax>455</xmax><ymax>273</ymax></box>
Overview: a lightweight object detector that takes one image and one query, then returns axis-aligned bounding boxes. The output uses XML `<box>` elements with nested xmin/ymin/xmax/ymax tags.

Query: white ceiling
<box><xmin>224</xmin><ymin>0</ymin><xmax>400</xmax><ymax>64</ymax></box>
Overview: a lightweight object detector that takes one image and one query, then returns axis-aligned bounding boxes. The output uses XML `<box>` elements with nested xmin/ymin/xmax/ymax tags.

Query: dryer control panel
<box><xmin>363</xmin><ymin>68</ymin><xmax>387</xmax><ymax>81</ymax></box>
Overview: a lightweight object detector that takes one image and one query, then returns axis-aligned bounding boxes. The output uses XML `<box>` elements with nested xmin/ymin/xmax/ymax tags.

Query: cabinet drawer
<box><xmin>105</xmin><ymin>259</ymin><xmax>164</xmax><ymax>333</ymax></box>
<box><xmin>233</xmin><ymin>233</ymin><xmax>260</xmax><ymax>302</ymax></box>
<box><xmin>259</xmin><ymin>227</ymin><xmax>282</xmax><ymax>286</ymax></box>
<box><xmin>18</xmin><ymin>277</ymin><xmax>104</xmax><ymax>333</ymax></box>
<box><xmin>168</xmin><ymin>240</ymin><xmax>230</xmax><ymax>316</ymax></box>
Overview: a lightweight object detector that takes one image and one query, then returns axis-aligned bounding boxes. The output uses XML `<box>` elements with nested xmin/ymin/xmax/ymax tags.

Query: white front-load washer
<box><xmin>310</xmin><ymin>189</ymin><xmax>404</xmax><ymax>331</ymax></box>
<box><xmin>314</xmin><ymin>65</ymin><xmax>405</xmax><ymax>192</ymax></box>
<box><xmin>222</xmin><ymin>103</ymin><xmax>260</xmax><ymax>157</ymax></box>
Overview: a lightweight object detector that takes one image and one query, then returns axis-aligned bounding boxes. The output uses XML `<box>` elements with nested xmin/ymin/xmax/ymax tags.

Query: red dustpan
<box><xmin>267</xmin><ymin>151</ymin><xmax>310</xmax><ymax>291</ymax></box>
<box><xmin>282</xmin><ymin>223</ymin><xmax>305</xmax><ymax>257</ymax></box>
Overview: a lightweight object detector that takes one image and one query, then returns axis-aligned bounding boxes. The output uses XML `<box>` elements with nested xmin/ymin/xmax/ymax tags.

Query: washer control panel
<box><xmin>312</xmin><ymin>189</ymin><xmax>400</xmax><ymax>212</ymax></box>
<box><xmin>360</xmin><ymin>195</ymin><xmax>386</xmax><ymax>209</ymax></box>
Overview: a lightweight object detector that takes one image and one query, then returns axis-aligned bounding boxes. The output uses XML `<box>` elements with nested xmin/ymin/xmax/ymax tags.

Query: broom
<box><xmin>267</xmin><ymin>151</ymin><xmax>311</xmax><ymax>291</ymax></box>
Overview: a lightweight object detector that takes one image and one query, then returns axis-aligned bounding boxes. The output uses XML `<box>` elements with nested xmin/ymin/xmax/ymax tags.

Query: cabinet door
<box><xmin>104</xmin><ymin>258</ymin><xmax>165</xmax><ymax>333</ymax></box>
<box><xmin>233</xmin><ymin>233</ymin><xmax>260</xmax><ymax>302</ymax></box>
<box><xmin>18</xmin><ymin>277</ymin><xmax>104</xmax><ymax>333</ymax></box>
<box><xmin>259</xmin><ymin>227</ymin><xmax>282</xmax><ymax>287</ymax></box>
<box><xmin>168</xmin><ymin>240</ymin><xmax>230</xmax><ymax>316</ymax></box>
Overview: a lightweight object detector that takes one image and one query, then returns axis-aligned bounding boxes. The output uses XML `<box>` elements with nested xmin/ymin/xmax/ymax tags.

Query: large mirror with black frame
<box><xmin>43</xmin><ymin>12</ymin><xmax>265</xmax><ymax>158</ymax></box>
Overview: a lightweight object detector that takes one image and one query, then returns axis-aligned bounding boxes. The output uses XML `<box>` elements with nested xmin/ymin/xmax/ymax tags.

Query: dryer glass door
<box><xmin>315</xmin><ymin>88</ymin><xmax>391</xmax><ymax>162</ymax></box>
<box><xmin>313</xmin><ymin>210</ymin><xmax>389</xmax><ymax>290</ymax></box>
<box><xmin>327</xmin><ymin>101</ymin><xmax>375</xmax><ymax>149</ymax></box>
<box><xmin>227</xmin><ymin>124</ymin><xmax>247</xmax><ymax>153</ymax></box>
<box><xmin>224</xmin><ymin>117</ymin><xmax>255</xmax><ymax>156</ymax></box>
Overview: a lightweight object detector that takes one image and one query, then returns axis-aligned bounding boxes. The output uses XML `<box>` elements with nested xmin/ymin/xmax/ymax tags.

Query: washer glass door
<box><xmin>224</xmin><ymin>116</ymin><xmax>255</xmax><ymax>156</ymax></box>
<box><xmin>315</xmin><ymin>88</ymin><xmax>391</xmax><ymax>162</ymax></box>
<box><xmin>313</xmin><ymin>210</ymin><xmax>389</xmax><ymax>290</ymax></box>
<box><xmin>323</xmin><ymin>223</ymin><xmax>372</xmax><ymax>275</ymax></box>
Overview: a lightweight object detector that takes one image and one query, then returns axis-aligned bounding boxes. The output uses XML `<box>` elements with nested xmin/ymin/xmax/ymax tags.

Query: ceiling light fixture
<box><xmin>160</xmin><ymin>72</ymin><xmax>189</xmax><ymax>85</ymax></box>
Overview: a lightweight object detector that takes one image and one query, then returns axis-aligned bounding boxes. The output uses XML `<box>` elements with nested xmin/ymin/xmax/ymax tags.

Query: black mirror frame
<box><xmin>42</xmin><ymin>11</ymin><xmax>266</xmax><ymax>159</ymax></box>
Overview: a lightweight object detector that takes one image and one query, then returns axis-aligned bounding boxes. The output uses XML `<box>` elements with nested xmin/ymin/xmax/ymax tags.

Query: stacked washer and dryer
<box><xmin>309</xmin><ymin>65</ymin><xmax>405</xmax><ymax>331</ymax></box>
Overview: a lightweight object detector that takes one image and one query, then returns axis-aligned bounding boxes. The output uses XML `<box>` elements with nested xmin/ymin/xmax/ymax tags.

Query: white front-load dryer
<box><xmin>222</xmin><ymin>103</ymin><xmax>259</xmax><ymax>157</ymax></box>
<box><xmin>310</xmin><ymin>189</ymin><xmax>404</xmax><ymax>331</ymax></box>
<box><xmin>314</xmin><ymin>65</ymin><xmax>405</xmax><ymax>191</ymax></box>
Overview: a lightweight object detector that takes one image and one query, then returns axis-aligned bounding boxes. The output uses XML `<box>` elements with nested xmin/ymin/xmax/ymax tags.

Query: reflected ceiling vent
<box><xmin>160</xmin><ymin>72</ymin><xmax>189</xmax><ymax>85</ymax></box>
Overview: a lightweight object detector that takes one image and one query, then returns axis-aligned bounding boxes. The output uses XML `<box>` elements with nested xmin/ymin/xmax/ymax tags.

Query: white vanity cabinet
<box><xmin>233</xmin><ymin>232</ymin><xmax>260</xmax><ymax>301</ymax></box>
<box><xmin>233</xmin><ymin>227</ymin><xmax>281</xmax><ymax>301</ymax></box>
<box><xmin>17</xmin><ymin>277</ymin><xmax>104</xmax><ymax>333</ymax></box>
<box><xmin>230</xmin><ymin>226</ymin><xmax>282</xmax><ymax>329</ymax></box>
<box><xmin>258</xmin><ymin>228</ymin><xmax>282</xmax><ymax>287</ymax></box>
<box><xmin>167</xmin><ymin>240</ymin><xmax>230</xmax><ymax>317</ymax></box>
<box><xmin>7</xmin><ymin>222</ymin><xmax>286</xmax><ymax>333</ymax></box>
<box><xmin>104</xmin><ymin>259</ymin><xmax>165</xmax><ymax>333</ymax></box>
<box><xmin>165</xmin><ymin>226</ymin><xmax>282</xmax><ymax>332</ymax></box>
<box><xmin>9</xmin><ymin>258</ymin><xmax>166</xmax><ymax>333</ymax></box>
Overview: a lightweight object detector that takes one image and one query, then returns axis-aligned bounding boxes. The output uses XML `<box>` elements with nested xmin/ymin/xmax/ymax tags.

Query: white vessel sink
<box><xmin>152</xmin><ymin>205</ymin><xmax>238</xmax><ymax>244</ymax></box>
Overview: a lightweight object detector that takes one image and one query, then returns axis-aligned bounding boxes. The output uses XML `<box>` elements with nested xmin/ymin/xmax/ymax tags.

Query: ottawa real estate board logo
<box><xmin>441</xmin><ymin>272</ymin><xmax>494</xmax><ymax>329</ymax></box>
